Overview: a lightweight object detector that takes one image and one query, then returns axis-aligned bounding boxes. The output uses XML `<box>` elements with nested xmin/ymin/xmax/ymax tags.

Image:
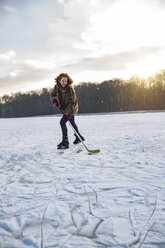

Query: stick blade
<box><xmin>87</xmin><ymin>149</ymin><xmax>100</xmax><ymax>154</ymax></box>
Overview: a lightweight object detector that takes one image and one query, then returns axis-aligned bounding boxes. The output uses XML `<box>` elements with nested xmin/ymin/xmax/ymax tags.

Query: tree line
<box><xmin>0</xmin><ymin>69</ymin><xmax>165</xmax><ymax>118</ymax></box>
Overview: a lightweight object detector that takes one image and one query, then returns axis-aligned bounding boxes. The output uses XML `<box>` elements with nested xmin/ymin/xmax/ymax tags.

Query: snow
<box><xmin>0</xmin><ymin>111</ymin><xmax>165</xmax><ymax>248</ymax></box>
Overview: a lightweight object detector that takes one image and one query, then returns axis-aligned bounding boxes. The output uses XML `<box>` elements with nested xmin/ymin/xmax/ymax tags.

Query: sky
<box><xmin>0</xmin><ymin>0</ymin><xmax>165</xmax><ymax>96</ymax></box>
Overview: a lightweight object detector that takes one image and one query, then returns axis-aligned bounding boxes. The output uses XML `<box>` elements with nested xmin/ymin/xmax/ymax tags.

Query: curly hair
<box><xmin>55</xmin><ymin>73</ymin><xmax>73</xmax><ymax>85</ymax></box>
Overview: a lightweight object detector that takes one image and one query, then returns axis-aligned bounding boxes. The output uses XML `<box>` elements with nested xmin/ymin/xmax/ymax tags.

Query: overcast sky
<box><xmin>0</xmin><ymin>0</ymin><xmax>165</xmax><ymax>96</ymax></box>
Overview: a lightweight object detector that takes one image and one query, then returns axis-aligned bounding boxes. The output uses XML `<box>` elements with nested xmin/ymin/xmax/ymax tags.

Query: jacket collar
<box><xmin>57</xmin><ymin>81</ymin><xmax>70</xmax><ymax>92</ymax></box>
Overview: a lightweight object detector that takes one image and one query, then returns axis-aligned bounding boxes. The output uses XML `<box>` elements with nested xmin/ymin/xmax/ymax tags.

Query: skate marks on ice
<box><xmin>1</xmin><ymin>161</ymin><xmax>163</xmax><ymax>247</ymax></box>
<box><xmin>1</xmin><ymin>161</ymin><xmax>165</xmax><ymax>246</ymax></box>
<box><xmin>56</xmin><ymin>145</ymin><xmax>83</xmax><ymax>156</ymax></box>
<box><xmin>0</xmin><ymin>152</ymin><xmax>58</xmax><ymax>247</ymax></box>
<box><xmin>1</xmin><ymin>112</ymin><xmax>165</xmax><ymax>247</ymax></box>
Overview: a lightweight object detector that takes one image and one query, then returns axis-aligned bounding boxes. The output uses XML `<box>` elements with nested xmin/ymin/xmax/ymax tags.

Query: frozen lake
<box><xmin>0</xmin><ymin>111</ymin><xmax>165</xmax><ymax>247</ymax></box>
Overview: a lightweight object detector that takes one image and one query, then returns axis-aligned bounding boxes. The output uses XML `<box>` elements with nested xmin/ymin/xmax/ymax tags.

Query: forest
<box><xmin>0</xmin><ymin>69</ymin><xmax>165</xmax><ymax>118</ymax></box>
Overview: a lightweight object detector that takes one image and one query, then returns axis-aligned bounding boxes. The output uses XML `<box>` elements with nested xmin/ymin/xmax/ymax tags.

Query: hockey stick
<box><xmin>59</xmin><ymin>107</ymin><xmax>100</xmax><ymax>154</ymax></box>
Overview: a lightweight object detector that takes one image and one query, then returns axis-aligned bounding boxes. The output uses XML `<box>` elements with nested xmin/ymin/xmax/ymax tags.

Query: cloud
<box><xmin>0</xmin><ymin>0</ymin><xmax>64</xmax><ymax>52</ymax></box>
<box><xmin>0</xmin><ymin>0</ymin><xmax>165</xmax><ymax>95</ymax></box>
<box><xmin>45</xmin><ymin>1</ymin><xmax>92</xmax><ymax>50</ymax></box>
<box><xmin>0</xmin><ymin>60</ymin><xmax>55</xmax><ymax>90</ymax></box>
<box><xmin>150</xmin><ymin>0</ymin><xmax>165</xmax><ymax>6</ymax></box>
<box><xmin>0</xmin><ymin>50</ymin><xmax>16</xmax><ymax>60</ymax></box>
<box><xmin>0</xmin><ymin>5</ymin><xmax>16</xmax><ymax>12</ymax></box>
<box><xmin>42</xmin><ymin>0</ymin><xmax>165</xmax><ymax>67</ymax></box>
<box><xmin>159</xmin><ymin>0</ymin><xmax>165</xmax><ymax>4</ymax></box>
<box><xmin>61</xmin><ymin>46</ymin><xmax>163</xmax><ymax>72</ymax></box>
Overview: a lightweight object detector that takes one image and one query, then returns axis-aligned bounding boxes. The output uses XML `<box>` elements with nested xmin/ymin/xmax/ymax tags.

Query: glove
<box><xmin>62</xmin><ymin>114</ymin><xmax>68</xmax><ymax>120</ymax></box>
<box><xmin>52</xmin><ymin>99</ymin><xmax>59</xmax><ymax>107</ymax></box>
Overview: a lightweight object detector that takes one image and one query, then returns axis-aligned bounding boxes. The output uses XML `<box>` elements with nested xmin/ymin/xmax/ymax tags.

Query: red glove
<box><xmin>52</xmin><ymin>99</ymin><xmax>59</xmax><ymax>107</ymax></box>
<box><xmin>62</xmin><ymin>114</ymin><xmax>68</xmax><ymax>120</ymax></box>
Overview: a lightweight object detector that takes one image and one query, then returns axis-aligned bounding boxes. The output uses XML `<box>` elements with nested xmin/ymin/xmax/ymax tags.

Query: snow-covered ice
<box><xmin>0</xmin><ymin>111</ymin><xmax>165</xmax><ymax>248</ymax></box>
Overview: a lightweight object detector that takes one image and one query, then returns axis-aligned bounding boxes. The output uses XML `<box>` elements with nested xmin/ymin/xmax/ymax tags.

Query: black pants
<box><xmin>60</xmin><ymin>115</ymin><xmax>79</xmax><ymax>138</ymax></box>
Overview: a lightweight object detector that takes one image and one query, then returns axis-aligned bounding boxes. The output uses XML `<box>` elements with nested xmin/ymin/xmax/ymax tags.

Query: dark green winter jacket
<box><xmin>51</xmin><ymin>81</ymin><xmax>79</xmax><ymax>115</ymax></box>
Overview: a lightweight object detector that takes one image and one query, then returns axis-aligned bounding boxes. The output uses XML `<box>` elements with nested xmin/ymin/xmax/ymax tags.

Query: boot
<box><xmin>73</xmin><ymin>133</ymin><xmax>85</xmax><ymax>144</ymax></box>
<box><xmin>57</xmin><ymin>136</ymin><xmax>69</xmax><ymax>149</ymax></box>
